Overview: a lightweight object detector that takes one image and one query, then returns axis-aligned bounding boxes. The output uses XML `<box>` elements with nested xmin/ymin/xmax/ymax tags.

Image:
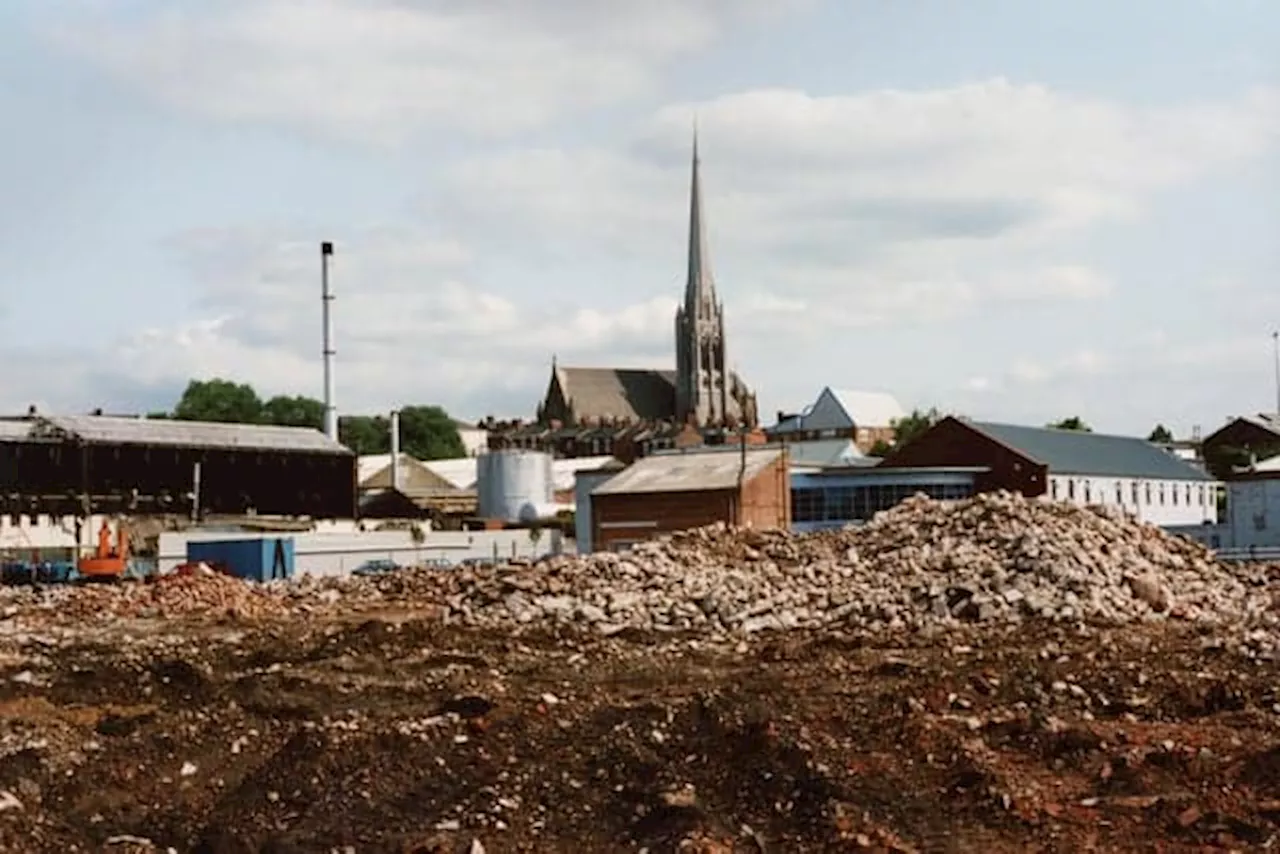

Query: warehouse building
<box><xmin>882</xmin><ymin>417</ymin><xmax>1218</xmax><ymax>527</ymax></box>
<box><xmin>2</xmin><ymin>414</ymin><xmax>355</xmax><ymax>519</ymax></box>
<box><xmin>589</xmin><ymin>446</ymin><xmax>790</xmax><ymax>552</ymax></box>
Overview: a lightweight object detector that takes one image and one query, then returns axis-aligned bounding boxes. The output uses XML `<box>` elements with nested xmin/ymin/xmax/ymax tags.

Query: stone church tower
<box><xmin>675</xmin><ymin>133</ymin><xmax>736</xmax><ymax>427</ymax></box>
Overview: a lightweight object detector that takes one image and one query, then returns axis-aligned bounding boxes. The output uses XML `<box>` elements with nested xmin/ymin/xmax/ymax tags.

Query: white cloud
<box><xmin>13</xmin><ymin>3</ymin><xmax>1280</xmax><ymax>433</ymax></box>
<box><xmin>47</xmin><ymin>0</ymin><xmax>801</xmax><ymax>144</ymax></box>
<box><xmin>61</xmin><ymin>226</ymin><xmax>690</xmax><ymax>420</ymax></box>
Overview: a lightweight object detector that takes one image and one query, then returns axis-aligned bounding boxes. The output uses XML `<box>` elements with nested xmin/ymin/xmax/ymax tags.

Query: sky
<box><xmin>1</xmin><ymin>0</ymin><xmax>1277</xmax><ymax>437</ymax></box>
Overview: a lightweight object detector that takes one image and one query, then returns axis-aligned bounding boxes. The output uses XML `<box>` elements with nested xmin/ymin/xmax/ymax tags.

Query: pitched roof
<box><xmin>555</xmin><ymin>366</ymin><xmax>677</xmax><ymax>422</ymax></box>
<box><xmin>784</xmin><ymin>438</ymin><xmax>865</xmax><ymax>468</ymax></box>
<box><xmin>35</xmin><ymin>414</ymin><xmax>350</xmax><ymax>455</ymax></box>
<box><xmin>358</xmin><ymin>453</ymin><xmax>459</xmax><ymax>492</ymax></box>
<box><xmin>593</xmin><ymin>446</ymin><xmax>783</xmax><ymax>495</ymax></box>
<box><xmin>968</xmin><ymin>420</ymin><xmax>1214</xmax><ymax>481</ymax></box>
<box><xmin>827</xmin><ymin>389</ymin><xmax>907</xmax><ymax>428</ymax></box>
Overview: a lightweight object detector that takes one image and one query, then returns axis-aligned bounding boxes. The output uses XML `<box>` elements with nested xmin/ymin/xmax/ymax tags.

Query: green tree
<box><xmin>262</xmin><ymin>395</ymin><xmax>325</xmax><ymax>429</ymax></box>
<box><xmin>868</xmin><ymin>438</ymin><xmax>894</xmax><ymax>457</ymax></box>
<box><xmin>339</xmin><ymin>415</ymin><xmax>390</xmax><ymax>456</ymax></box>
<box><xmin>891</xmin><ymin>407</ymin><xmax>943</xmax><ymax>448</ymax></box>
<box><xmin>173</xmin><ymin>379</ymin><xmax>263</xmax><ymax>423</ymax></box>
<box><xmin>398</xmin><ymin>405</ymin><xmax>465</xmax><ymax>460</ymax></box>
<box><xmin>1048</xmin><ymin>416</ymin><xmax>1091</xmax><ymax>432</ymax></box>
<box><xmin>1147</xmin><ymin>424</ymin><xmax>1174</xmax><ymax>443</ymax></box>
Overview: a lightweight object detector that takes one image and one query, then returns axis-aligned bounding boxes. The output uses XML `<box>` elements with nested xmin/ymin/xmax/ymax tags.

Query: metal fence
<box><xmin>1215</xmin><ymin>546</ymin><xmax>1280</xmax><ymax>562</ymax></box>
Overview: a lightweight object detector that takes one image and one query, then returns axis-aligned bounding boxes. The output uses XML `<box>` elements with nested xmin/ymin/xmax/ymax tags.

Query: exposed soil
<box><xmin>1</xmin><ymin>610</ymin><xmax>1279</xmax><ymax>852</ymax></box>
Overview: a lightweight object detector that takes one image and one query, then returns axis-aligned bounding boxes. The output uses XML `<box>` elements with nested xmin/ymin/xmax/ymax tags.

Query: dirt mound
<box><xmin>2</xmin><ymin>620</ymin><xmax>1280</xmax><ymax>852</ymax></box>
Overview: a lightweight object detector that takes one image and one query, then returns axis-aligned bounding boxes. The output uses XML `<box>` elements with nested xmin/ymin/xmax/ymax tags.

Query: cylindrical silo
<box><xmin>477</xmin><ymin>450</ymin><xmax>554</xmax><ymax>523</ymax></box>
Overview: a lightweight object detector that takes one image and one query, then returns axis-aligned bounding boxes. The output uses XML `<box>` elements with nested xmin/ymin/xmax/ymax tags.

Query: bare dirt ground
<box><xmin>2</xmin><ymin>607</ymin><xmax>1279</xmax><ymax>853</ymax></box>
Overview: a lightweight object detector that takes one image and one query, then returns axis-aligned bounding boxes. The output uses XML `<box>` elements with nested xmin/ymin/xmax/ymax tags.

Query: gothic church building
<box><xmin>493</xmin><ymin>136</ymin><xmax>759</xmax><ymax>458</ymax></box>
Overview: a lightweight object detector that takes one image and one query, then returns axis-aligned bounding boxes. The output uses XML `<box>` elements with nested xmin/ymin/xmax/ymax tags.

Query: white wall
<box><xmin>158</xmin><ymin>527</ymin><xmax>566</xmax><ymax>577</ymax></box>
<box><xmin>1045</xmin><ymin>475</ymin><xmax>1218</xmax><ymax>526</ymax></box>
<box><xmin>0</xmin><ymin>514</ymin><xmax>112</xmax><ymax>555</ymax></box>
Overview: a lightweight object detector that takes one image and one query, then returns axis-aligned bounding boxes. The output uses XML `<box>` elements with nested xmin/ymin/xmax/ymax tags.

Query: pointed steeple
<box><xmin>685</xmin><ymin>125</ymin><xmax>715</xmax><ymax>317</ymax></box>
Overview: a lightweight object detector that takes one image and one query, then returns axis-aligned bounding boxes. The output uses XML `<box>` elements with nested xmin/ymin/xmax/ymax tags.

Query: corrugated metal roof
<box><xmin>39</xmin><ymin>415</ymin><xmax>350</xmax><ymax>455</ymax></box>
<box><xmin>969</xmin><ymin>420</ymin><xmax>1214</xmax><ymax>481</ymax></box>
<box><xmin>593</xmin><ymin>447</ymin><xmax>783</xmax><ymax>495</ymax></box>
<box><xmin>422</xmin><ymin>457</ymin><xmax>479</xmax><ymax>490</ymax></box>
<box><xmin>0</xmin><ymin>420</ymin><xmax>33</xmax><ymax>442</ymax></box>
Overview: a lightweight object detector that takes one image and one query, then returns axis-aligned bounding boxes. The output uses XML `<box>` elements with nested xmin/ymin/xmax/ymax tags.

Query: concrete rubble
<box><xmin>2</xmin><ymin>492</ymin><xmax>1275</xmax><ymax>647</ymax></box>
<box><xmin>399</xmin><ymin>491</ymin><xmax>1275</xmax><ymax>639</ymax></box>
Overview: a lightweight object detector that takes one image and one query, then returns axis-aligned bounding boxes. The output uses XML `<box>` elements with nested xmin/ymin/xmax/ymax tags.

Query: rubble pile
<box><xmin>371</xmin><ymin>491</ymin><xmax>1276</xmax><ymax>636</ymax></box>
<box><xmin>2</xmin><ymin>493</ymin><xmax>1275</xmax><ymax>641</ymax></box>
<box><xmin>59</xmin><ymin>567</ymin><xmax>293</xmax><ymax>621</ymax></box>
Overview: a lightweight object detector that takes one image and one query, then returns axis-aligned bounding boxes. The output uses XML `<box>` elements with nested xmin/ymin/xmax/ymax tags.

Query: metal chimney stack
<box><xmin>390</xmin><ymin>409</ymin><xmax>402</xmax><ymax>492</ymax></box>
<box><xmin>321</xmin><ymin>241</ymin><xmax>338</xmax><ymax>442</ymax></box>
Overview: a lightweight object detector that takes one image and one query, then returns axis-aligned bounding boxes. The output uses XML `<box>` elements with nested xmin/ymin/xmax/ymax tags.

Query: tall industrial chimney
<box><xmin>320</xmin><ymin>241</ymin><xmax>337</xmax><ymax>442</ymax></box>
<box><xmin>390</xmin><ymin>409</ymin><xmax>402</xmax><ymax>492</ymax></box>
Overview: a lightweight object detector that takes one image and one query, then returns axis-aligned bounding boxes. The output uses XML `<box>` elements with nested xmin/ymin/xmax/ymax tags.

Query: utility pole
<box><xmin>321</xmin><ymin>242</ymin><xmax>337</xmax><ymax>442</ymax></box>
<box><xmin>1273</xmin><ymin>330</ymin><xmax>1279</xmax><ymax>415</ymax></box>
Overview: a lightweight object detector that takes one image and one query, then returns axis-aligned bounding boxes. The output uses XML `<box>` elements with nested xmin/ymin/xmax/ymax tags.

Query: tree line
<box><xmin>149</xmin><ymin>379</ymin><xmax>466</xmax><ymax>459</ymax></box>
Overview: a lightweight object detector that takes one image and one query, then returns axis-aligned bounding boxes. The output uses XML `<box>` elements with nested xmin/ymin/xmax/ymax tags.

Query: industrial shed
<box><xmin>882</xmin><ymin>417</ymin><xmax>1217</xmax><ymax>527</ymax></box>
<box><xmin>1</xmin><ymin>415</ymin><xmax>355</xmax><ymax>518</ymax></box>
<box><xmin>590</xmin><ymin>446</ymin><xmax>790</xmax><ymax>552</ymax></box>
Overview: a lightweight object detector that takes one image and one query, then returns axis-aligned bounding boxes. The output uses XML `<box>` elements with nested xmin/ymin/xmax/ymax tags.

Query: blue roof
<box><xmin>968</xmin><ymin>420</ymin><xmax>1213</xmax><ymax>481</ymax></box>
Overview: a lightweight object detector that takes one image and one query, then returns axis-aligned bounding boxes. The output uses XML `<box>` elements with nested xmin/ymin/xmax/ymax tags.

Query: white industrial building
<box><xmin>158</xmin><ymin>526</ymin><xmax>563</xmax><ymax>576</ymax></box>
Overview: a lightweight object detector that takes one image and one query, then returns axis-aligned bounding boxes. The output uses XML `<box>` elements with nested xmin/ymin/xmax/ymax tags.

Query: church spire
<box><xmin>685</xmin><ymin>125</ymin><xmax>715</xmax><ymax>316</ymax></box>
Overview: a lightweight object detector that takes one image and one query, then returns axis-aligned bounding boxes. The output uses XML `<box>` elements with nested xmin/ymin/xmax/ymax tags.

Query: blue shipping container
<box><xmin>186</xmin><ymin>537</ymin><xmax>295</xmax><ymax>583</ymax></box>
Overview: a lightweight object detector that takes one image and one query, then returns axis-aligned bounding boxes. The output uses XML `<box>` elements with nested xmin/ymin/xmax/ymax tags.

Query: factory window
<box><xmin>1198</xmin><ymin>485</ymin><xmax>1205</xmax><ymax>506</ymax></box>
<box><xmin>1067</xmin><ymin>480</ymin><xmax>1075</xmax><ymax>500</ymax></box>
<box><xmin>1115</xmin><ymin>482</ymin><xmax>1123</xmax><ymax>504</ymax></box>
<box><xmin>1132</xmin><ymin>482</ymin><xmax>1140</xmax><ymax>504</ymax></box>
<box><xmin>1145</xmin><ymin>482</ymin><xmax>1152</xmax><ymax>504</ymax></box>
<box><xmin>1051</xmin><ymin>480</ymin><xmax>1059</xmax><ymax>500</ymax></box>
<box><xmin>1172</xmin><ymin>485</ymin><xmax>1178</xmax><ymax>506</ymax></box>
<box><xmin>1158</xmin><ymin>483</ymin><xmax>1166</xmax><ymax>505</ymax></box>
<box><xmin>1185</xmin><ymin>484</ymin><xmax>1192</xmax><ymax>505</ymax></box>
<box><xmin>1084</xmin><ymin>481</ymin><xmax>1092</xmax><ymax>503</ymax></box>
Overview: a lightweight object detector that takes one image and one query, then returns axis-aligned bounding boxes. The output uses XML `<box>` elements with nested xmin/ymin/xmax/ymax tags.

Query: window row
<box><xmin>1049</xmin><ymin>478</ymin><xmax>1207</xmax><ymax>508</ymax></box>
<box><xmin>792</xmin><ymin>482</ymin><xmax>973</xmax><ymax>524</ymax></box>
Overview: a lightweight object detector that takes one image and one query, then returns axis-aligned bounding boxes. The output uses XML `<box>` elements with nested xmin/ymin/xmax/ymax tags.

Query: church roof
<box><xmin>554</xmin><ymin>367</ymin><xmax>677</xmax><ymax>423</ymax></box>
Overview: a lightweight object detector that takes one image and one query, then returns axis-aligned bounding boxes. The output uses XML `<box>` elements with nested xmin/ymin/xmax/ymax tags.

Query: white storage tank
<box><xmin>478</xmin><ymin>450</ymin><xmax>555</xmax><ymax>523</ymax></box>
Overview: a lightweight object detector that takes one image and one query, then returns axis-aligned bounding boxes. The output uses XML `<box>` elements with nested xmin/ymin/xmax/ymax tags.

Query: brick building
<box><xmin>589</xmin><ymin>446</ymin><xmax>790</xmax><ymax>551</ymax></box>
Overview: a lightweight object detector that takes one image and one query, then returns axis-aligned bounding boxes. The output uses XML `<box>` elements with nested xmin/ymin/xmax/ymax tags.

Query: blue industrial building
<box><xmin>790</xmin><ymin>466</ymin><xmax>986</xmax><ymax>533</ymax></box>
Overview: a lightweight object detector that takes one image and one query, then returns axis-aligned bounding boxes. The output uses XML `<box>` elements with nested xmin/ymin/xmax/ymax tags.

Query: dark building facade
<box><xmin>0</xmin><ymin>415</ymin><xmax>356</xmax><ymax>519</ymax></box>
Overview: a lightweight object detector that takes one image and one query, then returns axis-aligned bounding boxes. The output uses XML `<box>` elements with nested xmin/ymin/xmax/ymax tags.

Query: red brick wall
<box><xmin>593</xmin><ymin>489</ymin><xmax>734</xmax><ymax>551</ymax></box>
<box><xmin>591</xmin><ymin>454</ymin><xmax>791</xmax><ymax>550</ymax></box>
<box><xmin>739</xmin><ymin>454</ymin><xmax>791</xmax><ymax>528</ymax></box>
<box><xmin>882</xmin><ymin>417</ymin><xmax>1048</xmax><ymax>497</ymax></box>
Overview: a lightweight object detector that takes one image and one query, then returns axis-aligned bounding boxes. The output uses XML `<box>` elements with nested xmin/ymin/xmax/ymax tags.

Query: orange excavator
<box><xmin>77</xmin><ymin>519</ymin><xmax>130</xmax><ymax>581</ymax></box>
